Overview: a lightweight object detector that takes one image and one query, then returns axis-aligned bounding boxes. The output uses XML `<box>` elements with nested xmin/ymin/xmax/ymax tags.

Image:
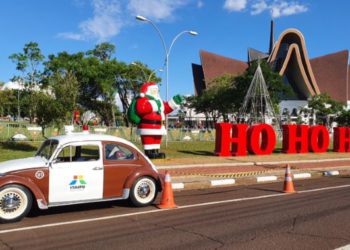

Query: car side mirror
<box><xmin>48</xmin><ymin>158</ymin><xmax>59</xmax><ymax>167</ymax></box>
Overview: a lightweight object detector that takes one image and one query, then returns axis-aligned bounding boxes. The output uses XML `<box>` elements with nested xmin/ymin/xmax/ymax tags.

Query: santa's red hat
<box><xmin>140</xmin><ymin>82</ymin><xmax>157</xmax><ymax>97</ymax></box>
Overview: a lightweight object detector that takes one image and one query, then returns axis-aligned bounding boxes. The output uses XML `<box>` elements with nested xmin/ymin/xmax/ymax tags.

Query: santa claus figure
<box><xmin>135</xmin><ymin>82</ymin><xmax>183</xmax><ymax>159</ymax></box>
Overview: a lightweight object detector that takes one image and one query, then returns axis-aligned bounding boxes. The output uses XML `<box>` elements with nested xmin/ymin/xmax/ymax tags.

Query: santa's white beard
<box><xmin>148</xmin><ymin>92</ymin><xmax>162</xmax><ymax>101</ymax></box>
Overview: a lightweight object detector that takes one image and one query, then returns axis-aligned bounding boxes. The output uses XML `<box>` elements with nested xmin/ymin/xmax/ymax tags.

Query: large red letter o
<box><xmin>247</xmin><ymin>124</ymin><xmax>276</xmax><ymax>155</ymax></box>
<box><xmin>308</xmin><ymin>125</ymin><xmax>329</xmax><ymax>153</ymax></box>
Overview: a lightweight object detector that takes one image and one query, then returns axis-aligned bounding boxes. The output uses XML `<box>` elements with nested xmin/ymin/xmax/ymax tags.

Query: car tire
<box><xmin>129</xmin><ymin>177</ymin><xmax>157</xmax><ymax>207</ymax></box>
<box><xmin>0</xmin><ymin>184</ymin><xmax>33</xmax><ymax>223</ymax></box>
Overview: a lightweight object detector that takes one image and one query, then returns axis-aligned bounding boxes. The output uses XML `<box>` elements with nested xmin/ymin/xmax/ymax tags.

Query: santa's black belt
<box><xmin>142</xmin><ymin>119</ymin><xmax>165</xmax><ymax>125</ymax></box>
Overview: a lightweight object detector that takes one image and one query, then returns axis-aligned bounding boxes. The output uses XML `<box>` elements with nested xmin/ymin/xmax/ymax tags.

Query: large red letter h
<box><xmin>333</xmin><ymin>127</ymin><xmax>350</xmax><ymax>152</ymax></box>
<box><xmin>282</xmin><ymin>125</ymin><xmax>309</xmax><ymax>153</ymax></box>
<box><xmin>214</xmin><ymin>123</ymin><xmax>248</xmax><ymax>156</ymax></box>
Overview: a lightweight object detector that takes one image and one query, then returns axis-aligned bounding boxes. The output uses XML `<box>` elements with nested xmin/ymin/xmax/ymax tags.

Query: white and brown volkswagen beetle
<box><xmin>0</xmin><ymin>133</ymin><xmax>163</xmax><ymax>223</ymax></box>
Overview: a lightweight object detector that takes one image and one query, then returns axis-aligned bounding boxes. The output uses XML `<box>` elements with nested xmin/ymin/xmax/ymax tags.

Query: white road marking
<box><xmin>1</xmin><ymin>184</ymin><xmax>350</xmax><ymax>235</ymax></box>
<box><xmin>211</xmin><ymin>179</ymin><xmax>235</xmax><ymax>186</ymax></box>
<box><xmin>172</xmin><ymin>183</ymin><xmax>185</xmax><ymax>189</ymax></box>
<box><xmin>297</xmin><ymin>184</ymin><xmax>350</xmax><ymax>194</ymax></box>
<box><xmin>334</xmin><ymin>244</ymin><xmax>350</xmax><ymax>250</ymax></box>
<box><xmin>257</xmin><ymin>176</ymin><xmax>278</xmax><ymax>182</ymax></box>
<box><xmin>293</xmin><ymin>173</ymin><xmax>312</xmax><ymax>179</ymax></box>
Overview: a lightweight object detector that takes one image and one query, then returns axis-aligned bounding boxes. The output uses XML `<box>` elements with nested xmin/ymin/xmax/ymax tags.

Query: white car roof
<box><xmin>50</xmin><ymin>133</ymin><xmax>137</xmax><ymax>148</ymax></box>
<box><xmin>48</xmin><ymin>132</ymin><xmax>158</xmax><ymax>172</ymax></box>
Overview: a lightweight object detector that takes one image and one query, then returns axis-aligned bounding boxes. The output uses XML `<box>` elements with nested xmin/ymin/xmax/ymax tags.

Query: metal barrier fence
<box><xmin>0</xmin><ymin>123</ymin><xmax>215</xmax><ymax>142</ymax></box>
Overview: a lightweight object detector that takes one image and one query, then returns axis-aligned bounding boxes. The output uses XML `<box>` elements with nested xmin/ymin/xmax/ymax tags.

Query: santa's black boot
<box><xmin>156</xmin><ymin>149</ymin><xmax>166</xmax><ymax>159</ymax></box>
<box><xmin>145</xmin><ymin>150</ymin><xmax>154</xmax><ymax>159</ymax></box>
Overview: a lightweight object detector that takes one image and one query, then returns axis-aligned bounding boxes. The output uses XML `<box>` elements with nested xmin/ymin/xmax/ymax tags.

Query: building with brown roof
<box><xmin>192</xmin><ymin>21</ymin><xmax>350</xmax><ymax>111</ymax></box>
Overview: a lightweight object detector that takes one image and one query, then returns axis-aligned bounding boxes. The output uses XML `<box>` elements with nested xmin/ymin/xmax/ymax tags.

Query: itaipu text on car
<box><xmin>0</xmin><ymin>133</ymin><xmax>163</xmax><ymax>223</ymax></box>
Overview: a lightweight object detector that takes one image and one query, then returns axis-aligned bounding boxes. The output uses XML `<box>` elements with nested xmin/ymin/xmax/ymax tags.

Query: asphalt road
<box><xmin>1</xmin><ymin>177</ymin><xmax>350</xmax><ymax>250</ymax></box>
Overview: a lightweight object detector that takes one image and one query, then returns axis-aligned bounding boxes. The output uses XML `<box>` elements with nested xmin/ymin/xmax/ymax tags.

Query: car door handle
<box><xmin>93</xmin><ymin>167</ymin><xmax>103</xmax><ymax>170</ymax></box>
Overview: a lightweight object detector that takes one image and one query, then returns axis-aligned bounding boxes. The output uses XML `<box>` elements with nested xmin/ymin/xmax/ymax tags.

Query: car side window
<box><xmin>56</xmin><ymin>144</ymin><xmax>100</xmax><ymax>162</ymax></box>
<box><xmin>105</xmin><ymin>144</ymin><xmax>135</xmax><ymax>161</ymax></box>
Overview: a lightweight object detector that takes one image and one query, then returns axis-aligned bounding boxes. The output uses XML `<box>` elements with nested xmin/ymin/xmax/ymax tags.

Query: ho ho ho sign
<box><xmin>215</xmin><ymin>123</ymin><xmax>350</xmax><ymax>156</ymax></box>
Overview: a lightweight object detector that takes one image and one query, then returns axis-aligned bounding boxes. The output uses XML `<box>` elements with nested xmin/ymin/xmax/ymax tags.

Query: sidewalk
<box><xmin>152</xmin><ymin>154</ymin><xmax>350</xmax><ymax>190</ymax></box>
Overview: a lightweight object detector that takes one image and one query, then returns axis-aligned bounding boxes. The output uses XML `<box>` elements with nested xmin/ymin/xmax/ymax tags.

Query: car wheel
<box><xmin>0</xmin><ymin>185</ymin><xmax>33</xmax><ymax>223</ymax></box>
<box><xmin>130</xmin><ymin>177</ymin><xmax>157</xmax><ymax>207</ymax></box>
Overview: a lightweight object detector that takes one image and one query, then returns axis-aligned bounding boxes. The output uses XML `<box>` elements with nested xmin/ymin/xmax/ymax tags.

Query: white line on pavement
<box><xmin>334</xmin><ymin>244</ymin><xmax>350</xmax><ymax>250</ymax></box>
<box><xmin>1</xmin><ymin>184</ymin><xmax>350</xmax><ymax>235</ymax></box>
<box><xmin>297</xmin><ymin>184</ymin><xmax>350</xmax><ymax>194</ymax></box>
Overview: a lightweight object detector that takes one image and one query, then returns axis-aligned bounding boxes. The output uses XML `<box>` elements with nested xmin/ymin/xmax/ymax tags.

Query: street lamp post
<box><xmin>136</xmin><ymin>15</ymin><xmax>198</xmax><ymax>147</ymax></box>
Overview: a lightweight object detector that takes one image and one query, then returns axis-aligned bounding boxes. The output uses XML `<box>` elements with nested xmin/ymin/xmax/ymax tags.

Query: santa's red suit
<box><xmin>136</xmin><ymin>82</ymin><xmax>181</xmax><ymax>158</ymax></box>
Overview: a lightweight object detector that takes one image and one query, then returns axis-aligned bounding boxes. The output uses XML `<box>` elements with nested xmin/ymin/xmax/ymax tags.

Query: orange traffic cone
<box><xmin>157</xmin><ymin>171</ymin><xmax>177</xmax><ymax>209</ymax></box>
<box><xmin>283</xmin><ymin>164</ymin><xmax>296</xmax><ymax>193</ymax></box>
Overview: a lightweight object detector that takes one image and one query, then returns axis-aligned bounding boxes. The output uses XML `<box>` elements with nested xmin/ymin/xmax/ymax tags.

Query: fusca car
<box><xmin>0</xmin><ymin>133</ymin><xmax>163</xmax><ymax>223</ymax></box>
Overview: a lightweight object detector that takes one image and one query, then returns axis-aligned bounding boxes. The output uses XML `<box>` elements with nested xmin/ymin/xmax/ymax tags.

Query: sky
<box><xmin>0</xmin><ymin>0</ymin><xmax>349</xmax><ymax>99</ymax></box>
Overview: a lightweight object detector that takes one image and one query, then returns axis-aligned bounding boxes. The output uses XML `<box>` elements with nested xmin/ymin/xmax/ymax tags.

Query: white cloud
<box><xmin>224</xmin><ymin>0</ymin><xmax>309</xmax><ymax>18</ymax></box>
<box><xmin>197</xmin><ymin>0</ymin><xmax>204</xmax><ymax>8</ymax></box>
<box><xmin>59</xmin><ymin>0</ymin><xmax>193</xmax><ymax>41</ymax></box>
<box><xmin>127</xmin><ymin>0</ymin><xmax>188</xmax><ymax>21</ymax></box>
<box><xmin>270</xmin><ymin>1</ymin><xmax>308</xmax><ymax>18</ymax></box>
<box><xmin>57</xmin><ymin>32</ymin><xmax>85</xmax><ymax>41</ymax></box>
<box><xmin>251</xmin><ymin>0</ymin><xmax>268</xmax><ymax>15</ymax></box>
<box><xmin>224</xmin><ymin>0</ymin><xmax>247</xmax><ymax>12</ymax></box>
<box><xmin>58</xmin><ymin>0</ymin><xmax>124</xmax><ymax>42</ymax></box>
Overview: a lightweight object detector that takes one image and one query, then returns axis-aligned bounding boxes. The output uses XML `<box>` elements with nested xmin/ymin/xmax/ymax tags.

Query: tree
<box><xmin>336</xmin><ymin>109</ymin><xmax>350</xmax><ymax>127</ymax></box>
<box><xmin>50</xmin><ymin>71</ymin><xmax>80</xmax><ymax>124</ymax></box>
<box><xmin>85</xmin><ymin>42</ymin><xmax>119</xmax><ymax>125</ymax></box>
<box><xmin>187</xmin><ymin>75</ymin><xmax>235</xmax><ymax>123</ymax></box>
<box><xmin>35</xmin><ymin>92</ymin><xmax>62</xmax><ymax>138</ymax></box>
<box><xmin>187</xmin><ymin>60</ymin><xmax>291</xmax><ymax>124</ymax></box>
<box><xmin>0</xmin><ymin>89</ymin><xmax>17</xmax><ymax>118</ymax></box>
<box><xmin>44</xmin><ymin>51</ymin><xmax>112</xmax><ymax>124</ymax></box>
<box><xmin>86</xmin><ymin>42</ymin><xmax>116</xmax><ymax>62</ymax></box>
<box><xmin>186</xmin><ymin>91</ymin><xmax>219</xmax><ymax>127</ymax></box>
<box><xmin>233</xmin><ymin>60</ymin><xmax>294</xmax><ymax>113</ymax></box>
<box><xmin>206</xmin><ymin>74</ymin><xmax>236</xmax><ymax>122</ymax></box>
<box><xmin>186</xmin><ymin>75</ymin><xmax>236</xmax><ymax>126</ymax></box>
<box><xmin>308</xmin><ymin>93</ymin><xmax>343</xmax><ymax>127</ymax></box>
<box><xmin>9</xmin><ymin>42</ymin><xmax>45</xmax><ymax>122</ymax></box>
<box><xmin>44</xmin><ymin>45</ymin><xmax>160</xmax><ymax>127</ymax></box>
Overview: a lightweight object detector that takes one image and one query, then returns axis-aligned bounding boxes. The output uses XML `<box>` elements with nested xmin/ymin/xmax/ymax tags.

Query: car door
<box><xmin>103</xmin><ymin>142</ymin><xmax>144</xmax><ymax>198</ymax></box>
<box><xmin>48</xmin><ymin>141</ymin><xmax>103</xmax><ymax>204</ymax></box>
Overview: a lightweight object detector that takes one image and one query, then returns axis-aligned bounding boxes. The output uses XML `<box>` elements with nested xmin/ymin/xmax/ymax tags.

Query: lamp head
<box><xmin>136</xmin><ymin>15</ymin><xmax>148</xmax><ymax>22</ymax></box>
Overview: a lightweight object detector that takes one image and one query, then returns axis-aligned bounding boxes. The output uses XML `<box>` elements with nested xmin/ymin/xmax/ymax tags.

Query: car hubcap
<box><xmin>1</xmin><ymin>193</ymin><xmax>21</xmax><ymax>212</ymax></box>
<box><xmin>137</xmin><ymin>182</ymin><xmax>151</xmax><ymax>198</ymax></box>
<box><xmin>0</xmin><ymin>188</ymin><xmax>27</xmax><ymax>220</ymax></box>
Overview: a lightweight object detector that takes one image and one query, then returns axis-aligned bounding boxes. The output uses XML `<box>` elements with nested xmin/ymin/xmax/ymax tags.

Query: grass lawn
<box><xmin>0</xmin><ymin>141</ymin><xmax>41</xmax><ymax>162</ymax></box>
<box><xmin>1</xmin><ymin>140</ymin><xmax>350</xmax><ymax>166</ymax></box>
<box><xmin>0</xmin><ymin>141</ymin><xmax>216</xmax><ymax>162</ymax></box>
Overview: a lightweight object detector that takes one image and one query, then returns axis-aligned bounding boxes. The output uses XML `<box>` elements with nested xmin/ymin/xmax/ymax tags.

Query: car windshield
<box><xmin>35</xmin><ymin>139</ymin><xmax>59</xmax><ymax>160</ymax></box>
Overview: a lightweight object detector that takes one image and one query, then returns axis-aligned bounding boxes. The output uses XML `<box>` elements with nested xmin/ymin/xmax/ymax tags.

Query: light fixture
<box><xmin>136</xmin><ymin>15</ymin><xmax>148</xmax><ymax>22</ymax></box>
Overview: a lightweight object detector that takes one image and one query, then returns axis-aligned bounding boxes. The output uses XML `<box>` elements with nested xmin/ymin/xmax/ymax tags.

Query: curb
<box><xmin>157</xmin><ymin>157</ymin><xmax>350</xmax><ymax>170</ymax></box>
<box><xmin>170</xmin><ymin>167</ymin><xmax>350</xmax><ymax>191</ymax></box>
<box><xmin>158</xmin><ymin>162</ymin><xmax>254</xmax><ymax>170</ymax></box>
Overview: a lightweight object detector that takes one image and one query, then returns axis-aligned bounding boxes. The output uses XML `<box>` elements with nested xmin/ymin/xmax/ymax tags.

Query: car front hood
<box><xmin>0</xmin><ymin>157</ymin><xmax>47</xmax><ymax>174</ymax></box>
